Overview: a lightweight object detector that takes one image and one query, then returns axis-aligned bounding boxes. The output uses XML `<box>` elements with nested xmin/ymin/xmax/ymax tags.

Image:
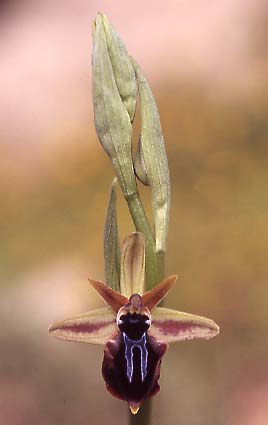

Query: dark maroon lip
<box><xmin>102</xmin><ymin>332</ymin><xmax>167</xmax><ymax>405</ymax></box>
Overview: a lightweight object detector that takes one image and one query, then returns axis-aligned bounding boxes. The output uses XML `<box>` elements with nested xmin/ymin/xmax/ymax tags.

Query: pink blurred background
<box><xmin>1</xmin><ymin>1</ymin><xmax>268</xmax><ymax>424</ymax></box>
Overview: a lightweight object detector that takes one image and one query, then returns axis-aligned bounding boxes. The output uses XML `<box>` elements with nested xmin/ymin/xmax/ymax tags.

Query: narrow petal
<box><xmin>120</xmin><ymin>233</ymin><xmax>145</xmax><ymax>297</ymax></box>
<box><xmin>48</xmin><ymin>307</ymin><xmax>117</xmax><ymax>345</ymax></box>
<box><xmin>141</xmin><ymin>275</ymin><xmax>177</xmax><ymax>310</ymax></box>
<box><xmin>150</xmin><ymin>307</ymin><xmax>220</xmax><ymax>343</ymax></box>
<box><xmin>89</xmin><ymin>278</ymin><xmax>128</xmax><ymax>312</ymax></box>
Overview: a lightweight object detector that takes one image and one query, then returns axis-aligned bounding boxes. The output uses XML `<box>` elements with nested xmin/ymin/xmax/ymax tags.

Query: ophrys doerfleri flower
<box><xmin>49</xmin><ymin>233</ymin><xmax>219</xmax><ymax>414</ymax></box>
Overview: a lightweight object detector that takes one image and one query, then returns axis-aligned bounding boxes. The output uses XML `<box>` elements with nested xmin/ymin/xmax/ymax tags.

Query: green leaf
<box><xmin>104</xmin><ymin>179</ymin><xmax>121</xmax><ymax>291</ymax></box>
<box><xmin>133</xmin><ymin>60</ymin><xmax>170</xmax><ymax>253</ymax></box>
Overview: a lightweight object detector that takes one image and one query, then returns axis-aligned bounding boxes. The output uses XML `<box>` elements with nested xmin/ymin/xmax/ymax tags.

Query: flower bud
<box><xmin>92</xmin><ymin>13</ymin><xmax>137</xmax><ymax>198</ymax></box>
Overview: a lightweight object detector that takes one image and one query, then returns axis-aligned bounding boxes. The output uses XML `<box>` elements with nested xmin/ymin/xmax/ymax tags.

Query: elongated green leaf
<box><xmin>104</xmin><ymin>178</ymin><xmax>121</xmax><ymax>291</ymax></box>
<box><xmin>133</xmin><ymin>60</ymin><xmax>170</xmax><ymax>253</ymax></box>
<box><xmin>150</xmin><ymin>307</ymin><xmax>220</xmax><ymax>343</ymax></box>
<box><xmin>120</xmin><ymin>232</ymin><xmax>146</xmax><ymax>297</ymax></box>
<box><xmin>48</xmin><ymin>307</ymin><xmax>117</xmax><ymax>345</ymax></box>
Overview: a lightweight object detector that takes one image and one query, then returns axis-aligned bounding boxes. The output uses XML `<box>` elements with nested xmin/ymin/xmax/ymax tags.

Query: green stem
<box><xmin>155</xmin><ymin>249</ymin><xmax>165</xmax><ymax>282</ymax></box>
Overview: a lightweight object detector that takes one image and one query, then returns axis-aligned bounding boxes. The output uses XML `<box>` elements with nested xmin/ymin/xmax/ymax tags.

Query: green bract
<box><xmin>133</xmin><ymin>61</ymin><xmax>170</xmax><ymax>253</ymax></box>
<box><xmin>104</xmin><ymin>178</ymin><xmax>121</xmax><ymax>291</ymax></box>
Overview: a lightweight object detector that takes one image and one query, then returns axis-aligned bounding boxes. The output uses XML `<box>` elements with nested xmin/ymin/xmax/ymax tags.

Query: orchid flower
<box><xmin>49</xmin><ymin>233</ymin><xmax>219</xmax><ymax>414</ymax></box>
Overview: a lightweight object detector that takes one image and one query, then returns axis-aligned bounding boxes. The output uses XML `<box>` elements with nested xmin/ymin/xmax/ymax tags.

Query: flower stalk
<box><xmin>92</xmin><ymin>12</ymin><xmax>172</xmax><ymax>423</ymax></box>
<box><xmin>48</xmin><ymin>12</ymin><xmax>220</xmax><ymax>425</ymax></box>
<box><xmin>92</xmin><ymin>13</ymin><xmax>169</xmax><ymax>291</ymax></box>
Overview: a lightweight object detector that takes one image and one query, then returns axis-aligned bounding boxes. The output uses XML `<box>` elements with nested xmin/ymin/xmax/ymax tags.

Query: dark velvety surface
<box><xmin>118</xmin><ymin>313</ymin><xmax>150</xmax><ymax>340</ymax></box>
<box><xmin>102</xmin><ymin>326</ymin><xmax>167</xmax><ymax>405</ymax></box>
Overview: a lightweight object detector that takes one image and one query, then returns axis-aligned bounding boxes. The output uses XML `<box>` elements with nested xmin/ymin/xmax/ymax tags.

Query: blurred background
<box><xmin>1</xmin><ymin>0</ymin><xmax>268</xmax><ymax>424</ymax></box>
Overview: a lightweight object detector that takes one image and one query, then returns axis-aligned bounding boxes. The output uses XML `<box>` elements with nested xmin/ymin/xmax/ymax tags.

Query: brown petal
<box><xmin>141</xmin><ymin>275</ymin><xmax>177</xmax><ymax>310</ymax></box>
<box><xmin>89</xmin><ymin>278</ymin><xmax>128</xmax><ymax>312</ymax></box>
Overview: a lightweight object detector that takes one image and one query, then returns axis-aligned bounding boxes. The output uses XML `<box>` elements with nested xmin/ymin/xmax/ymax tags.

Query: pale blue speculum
<box><xmin>123</xmin><ymin>333</ymin><xmax>148</xmax><ymax>383</ymax></box>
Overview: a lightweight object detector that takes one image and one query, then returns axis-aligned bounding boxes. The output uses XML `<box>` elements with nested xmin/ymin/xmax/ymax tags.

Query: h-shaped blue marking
<box><xmin>123</xmin><ymin>332</ymin><xmax>148</xmax><ymax>383</ymax></box>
